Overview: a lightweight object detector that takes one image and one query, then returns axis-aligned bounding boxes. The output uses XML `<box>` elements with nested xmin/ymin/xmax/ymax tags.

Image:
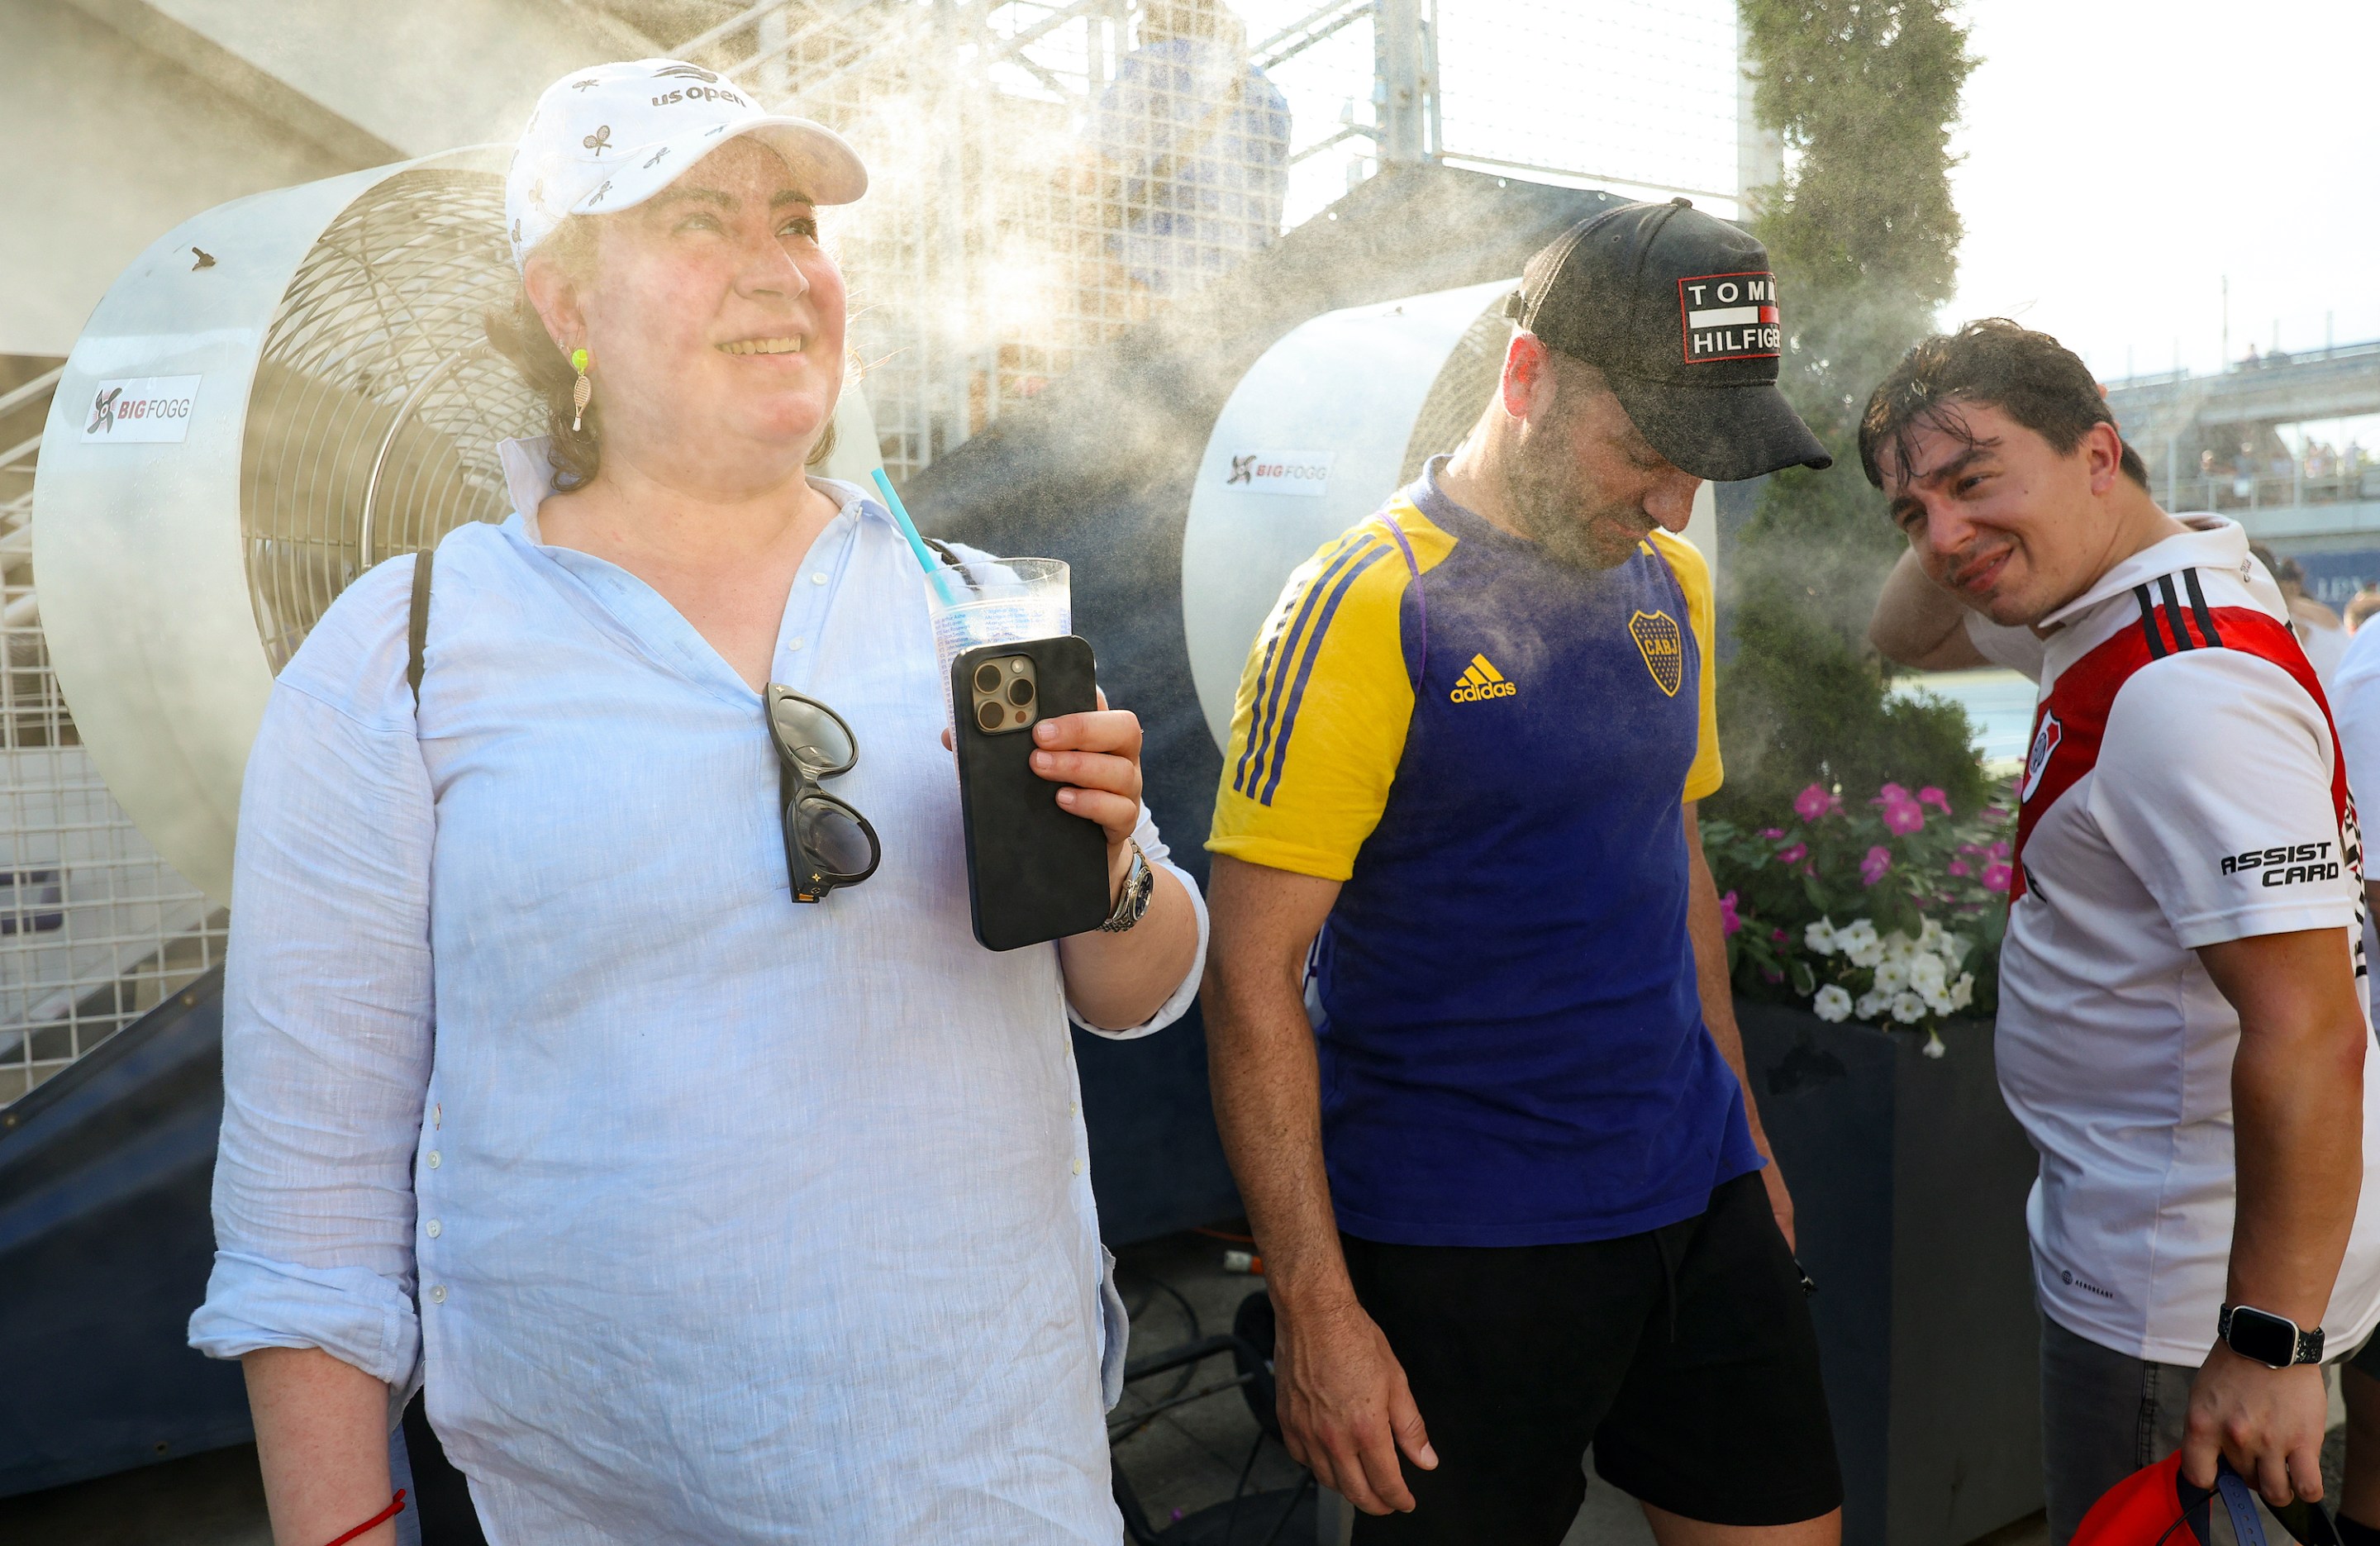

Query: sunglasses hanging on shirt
<box><xmin>765</xmin><ymin>685</ymin><xmax>881</xmax><ymax>903</ymax></box>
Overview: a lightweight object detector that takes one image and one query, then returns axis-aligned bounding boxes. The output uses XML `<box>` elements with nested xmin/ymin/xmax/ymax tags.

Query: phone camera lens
<box><xmin>973</xmin><ymin>663</ymin><xmax>1002</xmax><ymax>693</ymax></box>
<box><xmin>976</xmin><ymin>700</ymin><xmax>1004</xmax><ymax>732</ymax></box>
<box><xmin>1007</xmin><ymin>678</ymin><xmax>1035</xmax><ymax>707</ymax></box>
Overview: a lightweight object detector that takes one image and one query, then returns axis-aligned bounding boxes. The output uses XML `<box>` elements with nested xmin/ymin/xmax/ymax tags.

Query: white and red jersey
<box><xmin>1990</xmin><ymin>516</ymin><xmax>2380</xmax><ymax>1366</ymax></box>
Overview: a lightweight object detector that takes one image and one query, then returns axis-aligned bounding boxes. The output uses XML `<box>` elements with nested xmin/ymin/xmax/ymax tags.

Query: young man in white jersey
<box><xmin>1860</xmin><ymin>320</ymin><xmax>2380</xmax><ymax>1545</ymax></box>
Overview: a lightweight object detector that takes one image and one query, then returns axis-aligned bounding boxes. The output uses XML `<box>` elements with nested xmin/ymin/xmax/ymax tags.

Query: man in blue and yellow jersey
<box><xmin>1205</xmin><ymin>202</ymin><xmax>1844</xmax><ymax>1544</ymax></box>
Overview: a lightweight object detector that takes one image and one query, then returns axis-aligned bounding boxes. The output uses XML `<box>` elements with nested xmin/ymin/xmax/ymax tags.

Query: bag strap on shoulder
<box><xmin>407</xmin><ymin>545</ymin><xmax>435</xmax><ymax>709</ymax></box>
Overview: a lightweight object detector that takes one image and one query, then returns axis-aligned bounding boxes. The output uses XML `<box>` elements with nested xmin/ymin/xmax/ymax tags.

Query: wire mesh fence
<box><xmin>0</xmin><ymin>373</ymin><xmax>226</xmax><ymax>1106</ymax></box>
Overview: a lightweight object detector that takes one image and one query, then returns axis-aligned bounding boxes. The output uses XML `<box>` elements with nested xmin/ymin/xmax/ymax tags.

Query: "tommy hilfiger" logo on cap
<box><xmin>1678</xmin><ymin>272</ymin><xmax>1782</xmax><ymax>364</ymax></box>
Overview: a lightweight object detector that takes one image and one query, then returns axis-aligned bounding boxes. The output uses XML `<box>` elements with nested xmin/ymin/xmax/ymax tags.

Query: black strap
<box><xmin>407</xmin><ymin>545</ymin><xmax>435</xmax><ymax>708</ymax></box>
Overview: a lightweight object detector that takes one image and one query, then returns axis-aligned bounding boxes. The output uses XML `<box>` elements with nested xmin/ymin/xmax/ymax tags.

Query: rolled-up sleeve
<box><xmin>1064</xmin><ymin>802</ymin><xmax>1208</xmax><ymax>1041</ymax></box>
<box><xmin>188</xmin><ymin>662</ymin><xmax>436</xmax><ymax>1394</ymax></box>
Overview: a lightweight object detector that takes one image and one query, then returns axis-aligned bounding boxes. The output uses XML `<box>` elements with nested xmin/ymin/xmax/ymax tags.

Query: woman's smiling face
<box><xmin>531</xmin><ymin>134</ymin><xmax>847</xmax><ymax>484</ymax></box>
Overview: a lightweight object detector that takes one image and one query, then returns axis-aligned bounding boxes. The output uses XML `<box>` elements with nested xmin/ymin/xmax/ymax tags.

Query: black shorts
<box><xmin>1340</xmin><ymin>1170</ymin><xmax>1843</xmax><ymax>1544</ymax></box>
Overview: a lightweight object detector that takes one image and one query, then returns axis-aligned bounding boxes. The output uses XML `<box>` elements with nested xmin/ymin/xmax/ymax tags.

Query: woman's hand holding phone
<box><xmin>1029</xmin><ymin>689</ymin><xmax>1143</xmax><ymax>893</ymax></box>
<box><xmin>942</xmin><ymin>687</ymin><xmax>1143</xmax><ymax>896</ymax></box>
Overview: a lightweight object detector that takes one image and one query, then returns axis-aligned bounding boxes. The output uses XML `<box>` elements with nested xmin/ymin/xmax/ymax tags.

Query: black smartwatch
<box><xmin>2218</xmin><ymin>1303</ymin><xmax>2325</xmax><ymax>1369</ymax></box>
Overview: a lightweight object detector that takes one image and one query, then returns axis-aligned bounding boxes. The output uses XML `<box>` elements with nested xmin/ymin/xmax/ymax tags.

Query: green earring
<box><xmin>570</xmin><ymin>348</ymin><xmax>591</xmax><ymax>432</ymax></box>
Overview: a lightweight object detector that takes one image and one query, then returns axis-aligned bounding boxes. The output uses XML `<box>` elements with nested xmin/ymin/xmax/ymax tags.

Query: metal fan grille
<box><xmin>243</xmin><ymin>169</ymin><xmax>545</xmax><ymax>673</ymax></box>
<box><xmin>1399</xmin><ymin>299</ymin><xmax>1508</xmax><ymax>486</ymax></box>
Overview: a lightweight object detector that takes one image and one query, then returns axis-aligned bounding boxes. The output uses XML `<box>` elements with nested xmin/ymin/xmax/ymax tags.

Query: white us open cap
<box><xmin>506</xmin><ymin>58</ymin><xmax>869</xmax><ymax>268</ymax></box>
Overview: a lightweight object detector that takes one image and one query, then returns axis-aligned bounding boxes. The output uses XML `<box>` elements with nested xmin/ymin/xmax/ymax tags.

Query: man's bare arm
<box><xmin>2183</xmin><ymin>926</ymin><xmax>2367</xmax><ymax>1505</ymax></box>
<box><xmin>1870</xmin><ymin>548</ymin><xmax>1990</xmax><ymax>669</ymax></box>
<box><xmin>1683</xmin><ymin>803</ymin><xmax>1795</xmax><ymax>1250</ymax></box>
<box><xmin>1203</xmin><ymin>854</ymin><xmax>1436</xmax><ymax>1515</ymax></box>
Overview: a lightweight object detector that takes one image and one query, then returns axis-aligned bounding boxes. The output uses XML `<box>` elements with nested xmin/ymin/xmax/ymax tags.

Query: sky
<box><xmin>1944</xmin><ymin>0</ymin><xmax>2380</xmax><ymax>380</ymax></box>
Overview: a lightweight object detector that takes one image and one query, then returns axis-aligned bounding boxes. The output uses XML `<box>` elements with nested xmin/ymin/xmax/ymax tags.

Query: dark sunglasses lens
<box><xmin>795</xmin><ymin>796</ymin><xmax>877</xmax><ymax>880</ymax></box>
<box><xmin>770</xmin><ymin>694</ymin><xmax>854</xmax><ymax>771</ymax></box>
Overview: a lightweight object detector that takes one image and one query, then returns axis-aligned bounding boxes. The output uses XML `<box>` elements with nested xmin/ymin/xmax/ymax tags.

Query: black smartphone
<box><xmin>950</xmin><ymin>635</ymin><xmax>1112</xmax><ymax>951</ymax></box>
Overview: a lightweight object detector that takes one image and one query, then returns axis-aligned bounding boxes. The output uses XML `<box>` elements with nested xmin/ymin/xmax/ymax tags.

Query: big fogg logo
<box><xmin>1678</xmin><ymin>271</ymin><xmax>1782</xmax><ymax>364</ymax></box>
<box><xmin>80</xmin><ymin>376</ymin><xmax>201</xmax><ymax>445</ymax></box>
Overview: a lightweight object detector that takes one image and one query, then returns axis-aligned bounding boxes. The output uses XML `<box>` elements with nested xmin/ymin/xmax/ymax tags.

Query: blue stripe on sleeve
<box><xmin>1238</xmin><ymin>538</ymin><xmax>1377</xmax><ymax>796</ymax></box>
<box><xmin>1259</xmin><ymin>545</ymin><xmax>1392</xmax><ymax>806</ymax></box>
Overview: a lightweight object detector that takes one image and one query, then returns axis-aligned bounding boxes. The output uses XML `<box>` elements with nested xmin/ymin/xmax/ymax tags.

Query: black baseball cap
<box><xmin>1505</xmin><ymin>198</ymin><xmax>1832</xmax><ymax>482</ymax></box>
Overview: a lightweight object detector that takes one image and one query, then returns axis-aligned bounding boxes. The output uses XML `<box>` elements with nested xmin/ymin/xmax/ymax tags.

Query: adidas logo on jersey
<box><xmin>1450</xmin><ymin>654</ymin><xmax>1516</xmax><ymax>702</ymax></box>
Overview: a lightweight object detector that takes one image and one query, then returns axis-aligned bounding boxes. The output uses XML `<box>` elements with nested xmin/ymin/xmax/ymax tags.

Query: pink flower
<box><xmin>1859</xmin><ymin>844</ymin><xmax>1893</xmax><ymax>887</ymax></box>
<box><xmin>1983</xmin><ymin>805</ymin><xmax>2009</xmax><ymax>822</ymax></box>
<box><xmin>1771</xmin><ymin>928</ymin><xmax>1789</xmax><ymax>945</ymax></box>
<box><xmin>1761</xmin><ymin>966</ymin><xmax>1784</xmax><ymax>984</ymax></box>
<box><xmin>1873</xmin><ymin>783</ymin><xmax>1925</xmax><ymax>835</ymax></box>
<box><xmin>1759</xmin><ymin>827</ymin><xmax>1786</xmax><ymax>840</ymax></box>
<box><xmin>1919</xmin><ymin>786</ymin><xmax>1952</xmax><ymax>814</ymax></box>
<box><xmin>1777</xmin><ymin>842</ymin><xmax>1808</xmax><ymax>866</ymax></box>
<box><xmin>1719</xmin><ymin>890</ymin><xmax>1744</xmax><ymax>936</ymax></box>
<box><xmin>1987</xmin><ymin>840</ymin><xmax>2012</xmax><ymax>861</ymax></box>
<box><xmin>1948</xmin><ymin>859</ymin><xmax>1971</xmax><ymax>878</ymax></box>
<box><xmin>1793</xmin><ymin>783</ymin><xmax>1840</xmax><ymax>824</ymax></box>
<box><xmin>1981</xmin><ymin>861</ymin><xmax>2013</xmax><ymax>893</ymax></box>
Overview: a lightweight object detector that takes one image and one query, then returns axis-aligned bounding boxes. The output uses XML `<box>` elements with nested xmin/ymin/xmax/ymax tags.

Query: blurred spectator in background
<box><xmin>2344</xmin><ymin>587</ymin><xmax>2380</xmax><ymax>634</ymax></box>
<box><xmin>2253</xmin><ymin>542</ymin><xmax>2348</xmax><ymax>685</ymax></box>
<box><xmin>1087</xmin><ymin>0</ymin><xmax>1289</xmax><ymax>302</ymax></box>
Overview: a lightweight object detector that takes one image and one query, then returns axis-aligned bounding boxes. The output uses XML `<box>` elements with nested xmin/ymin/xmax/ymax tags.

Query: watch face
<box><xmin>2228</xmin><ymin>1306</ymin><xmax>2300</xmax><ymax>1368</ymax></box>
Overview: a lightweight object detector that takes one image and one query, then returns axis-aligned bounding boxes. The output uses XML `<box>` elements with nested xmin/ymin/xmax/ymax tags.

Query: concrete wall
<box><xmin>0</xmin><ymin>0</ymin><xmax>663</xmax><ymax>356</ymax></box>
<box><xmin>0</xmin><ymin>0</ymin><xmax>356</xmax><ymax>354</ymax></box>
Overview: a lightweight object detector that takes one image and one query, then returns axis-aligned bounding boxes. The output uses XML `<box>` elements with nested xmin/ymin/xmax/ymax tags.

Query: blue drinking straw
<box><xmin>871</xmin><ymin>468</ymin><xmax>959</xmax><ymax>607</ymax></box>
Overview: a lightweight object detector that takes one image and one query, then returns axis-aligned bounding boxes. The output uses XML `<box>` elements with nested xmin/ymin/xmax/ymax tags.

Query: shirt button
<box><xmin>812</xmin><ymin>573</ymin><xmax>828</xmax><ymax>585</ymax></box>
<box><xmin>1070</xmin><ymin>1101</ymin><xmax>1080</xmax><ymax>1116</ymax></box>
<box><xmin>425</xmin><ymin>1219</ymin><xmax>443</xmax><ymax>1239</ymax></box>
<box><xmin>428</xmin><ymin>1285</ymin><xmax>447</xmax><ymax>1304</ymax></box>
<box><xmin>425</xmin><ymin>1151</ymin><xmax>441</xmax><ymax>1169</ymax></box>
<box><xmin>788</xmin><ymin>638</ymin><xmax>805</xmax><ymax>651</ymax></box>
<box><xmin>1072</xmin><ymin>1158</ymin><xmax>1085</xmax><ymax>1176</ymax></box>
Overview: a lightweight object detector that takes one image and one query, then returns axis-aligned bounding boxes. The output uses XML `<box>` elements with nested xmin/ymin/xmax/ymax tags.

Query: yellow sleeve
<box><xmin>1207</xmin><ymin>511</ymin><xmax>1440</xmax><ymax>881</ymax></box>
<box><xmin>1650</xmin><ymin>529</ymin><xmax>1724</xmax><ymax>802</ymax></box>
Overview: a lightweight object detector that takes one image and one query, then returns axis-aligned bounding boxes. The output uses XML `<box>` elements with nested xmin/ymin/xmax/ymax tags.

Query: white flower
<box><xmin>1804</xmin><ymin>918</ymin><xmax>1839</xmax><ymax>955</ymax></box>
<box><xmin>1839</xmin><ymin>919</ymin><xmax>1884</xmax><ymax>968</ymax></box>
<box><xmin>1922</xmin><ymin>987</ymin><xmax>1955</xmax><ymax>1016</ymax></box>
<box><xmin>1812</xmin><ymin>984</ymin><xmax>1854</xmax><ymax>1022</ymax></box>
<box><xmin>1922</xmin><ymin>1030</ymin><xmax>1947</xmax><ymax>1058</ymax></box>
<box><xmin>1907</xmin><ymin>953</ymin><xmax>1947</xmax><ymax>997</ymax></box>
<box><xmin>1882</xmin><ymin>930</ymin><xmax>1916</xmax><ymax>963</ymax></box>
<box><xmin>1916</xmin><ymin>916</ymin><xmax>1945</xmax><ymax>950</ymax></box>
<box><xmin>1854</xmin><ymin>991</ymin><xmax>1887</xmax><ymax>1022</ymax></box>
<box><xmin>1890</xmin><ymin>992</ymin><xmax>1927</xmax><ymax>1024</ymax></box>
<box><xmin>1937</xmin><ymin>929</ymin><xmax>1969</xmax><ymax>963</ymax></box>
<box><xmin>1950</xmin><ymin>973</ymin><xmax>1975</xmax><ymax>1011</ymax></box>
<box><xmin>1873</xmin><ymin>958</ymin><xmax>1910</xmax><ymax>996</ymax></box>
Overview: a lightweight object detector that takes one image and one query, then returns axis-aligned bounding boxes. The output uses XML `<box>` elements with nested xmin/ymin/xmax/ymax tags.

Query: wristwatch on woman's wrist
<box><xmin>2218</xmin><ymin>1303</ymin><xmax>2325</xmax><ymax>1368</ymax></box>
<box><xmin>1099</xmin><ymin>841</ymin><xmax>1154</xmax><ymax>934</ymax></box>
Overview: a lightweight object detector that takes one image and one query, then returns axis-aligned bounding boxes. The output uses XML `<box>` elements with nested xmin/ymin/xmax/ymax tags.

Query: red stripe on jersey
<box><xmin>2011</xmin><ymin>581</ymin><xmax>2359</xmax><ymax>905</ymax></box>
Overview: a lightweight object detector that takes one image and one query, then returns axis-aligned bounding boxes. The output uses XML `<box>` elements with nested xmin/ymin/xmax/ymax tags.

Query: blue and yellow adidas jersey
<box><xmin>1207</xmin><ymin>462</ymin><xmax>1755</xmax><ymax>1249</ymax></box>
<box><xmin>1210</xmin><ymin>493</ymin><xmax>1721</xmax><ymax>880</ymax></box>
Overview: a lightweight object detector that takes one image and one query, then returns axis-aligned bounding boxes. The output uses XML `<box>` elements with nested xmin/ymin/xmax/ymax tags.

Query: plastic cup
<box><xmin>926</xmin><ymin>558</ymin><xmax>1071</xmax><ymax>726</ymax></box>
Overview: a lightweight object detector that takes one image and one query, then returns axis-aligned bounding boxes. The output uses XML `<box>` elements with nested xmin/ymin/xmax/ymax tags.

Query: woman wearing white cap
<box><xmin>188</xmin><ymin>60</ymin><xmax>1205</xmax><ymax>1544</ymax></box>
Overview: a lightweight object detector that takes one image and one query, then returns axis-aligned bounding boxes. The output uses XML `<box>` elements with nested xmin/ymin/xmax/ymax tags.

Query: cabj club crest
<box><xmin>1629</xmin><ymin>610</ymin><xmax>1684</xmax><ymax>697</ymax></box>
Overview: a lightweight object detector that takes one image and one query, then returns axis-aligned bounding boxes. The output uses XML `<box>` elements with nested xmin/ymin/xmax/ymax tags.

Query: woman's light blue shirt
<box><xmin>189</xmin><ymin>445</ymin><xmax>1205</xmax><ymax>1544</ymax></box>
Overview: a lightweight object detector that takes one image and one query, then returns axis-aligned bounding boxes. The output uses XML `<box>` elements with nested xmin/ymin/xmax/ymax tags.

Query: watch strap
<box><xmin>2220</xmin><ymin>1303</ymin><xmax>2325</xmax><ymax>1367</ymax></box>
<box><xmin>1098</xmin><ymin>842</ymin><xmax>1152</xmax><ymax>933</ymax></box>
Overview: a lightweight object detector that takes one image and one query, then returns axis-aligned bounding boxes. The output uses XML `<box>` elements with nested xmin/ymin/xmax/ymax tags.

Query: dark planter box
<box><xmin>1737</xmin><ymin>1000</ymin><xmax>2043</xmax><ymax>1546</ymax></box>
